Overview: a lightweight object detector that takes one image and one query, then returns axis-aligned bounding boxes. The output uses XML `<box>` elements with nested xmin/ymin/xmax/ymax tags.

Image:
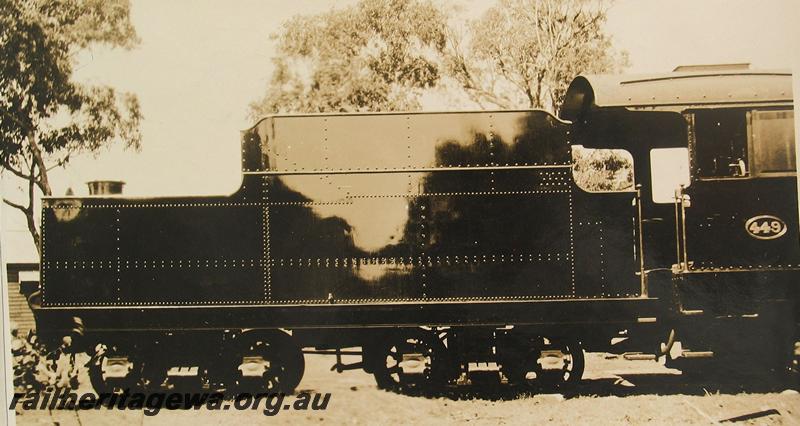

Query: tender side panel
<box><xmin>41</xmin><ymin>111</ymin><xmax>640</xmax><ymax>308</ymax></box>
<box><xmin>41</xmin><ymin>198</ymin><xmax>264</xmax><ymax>306</ymax></box>
<box><xmin>42</xmin><ymin>204</ymin><xmax>117</xmax><ymax>305</ymax></box>
<box><xmin>267</xmin><ymin>172</ymin><xmax>576</xmax><ymax>303</ymax></box>
<box><xmin>263</xmin><ymin>111</ymin><xmax>640</xmax><ymax>303</ymax></box>
<box><xmin>260</xmin><ymin>111</ymin><xmax>570</xmax><ymax>171</ymax></box>
<box><xmin>572</xmin><ymin>191</ymin><xmax>640</xmax><ymax>298</ymax></box>
<box><xmin>116</xmin><ymin>204</ymin><xmax>263</xmax><ymax>304</ymax></box>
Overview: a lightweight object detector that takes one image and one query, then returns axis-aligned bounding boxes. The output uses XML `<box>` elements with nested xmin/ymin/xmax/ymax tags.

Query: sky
<box><xmin>2</xmin><ymin>0</ymin><xmax>800</xmax><ymax>261</ymax></box>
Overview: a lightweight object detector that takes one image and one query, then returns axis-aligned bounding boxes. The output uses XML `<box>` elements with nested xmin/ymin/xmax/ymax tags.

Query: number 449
<box><xmin>748</xmin><ymin>220</ymin><xmax>782</xmax><ymax>234</ymax></box>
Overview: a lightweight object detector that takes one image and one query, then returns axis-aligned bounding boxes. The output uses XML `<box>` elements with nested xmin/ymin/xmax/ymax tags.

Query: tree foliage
<box><xmin>254</xmin><ymin>0</ymin><xmax>628</xmax><ymax>116</ymax></box>
<box><xmin>572</xmin><ymin>146</ymin><xmax>634</xmax><ymax>192</ymax></box>
<box><xmin>250</xmin><ymin>0</ymin><xmax>447</xmax><ymax>115</ymax></box>
<box><xmin>0</xmin><ymin>0</ymin><xmax>141</xmax><ymax>251</ymax></box>
<box><xmin>445</xmin><ymin>0</ymin><xmax>628</xmax><ymax>112</ymax></box>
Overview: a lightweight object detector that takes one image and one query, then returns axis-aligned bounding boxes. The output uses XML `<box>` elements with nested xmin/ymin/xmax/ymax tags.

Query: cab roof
<box><xmin>559</xmin><ymin>68</ymin><xmax>793</xmax><ymax>121</ymax></box>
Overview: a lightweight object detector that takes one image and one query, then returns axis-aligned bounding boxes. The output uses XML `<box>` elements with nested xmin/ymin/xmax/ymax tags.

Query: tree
<box><xmin>255</xmin><ymin>0</ymin><xmax>627</xmax><ymax>115</ymax></box>
<box><xmin>0</xmin><ymin>0</ymin><xmax>142</xmax><ymax>252</ymax></box>
<box><xmin>249</xmin><ymin>0</ymin><xmax>448</xmax><ymax>116</ymax></box>
<box><xmin>446</xmin><ymin>0</ymin><xmax>627</xmax><ymax>112</ymax></box>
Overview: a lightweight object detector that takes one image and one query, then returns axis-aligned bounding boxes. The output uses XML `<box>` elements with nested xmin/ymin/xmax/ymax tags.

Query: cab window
<box><xmin>650</xmin><ymin>148</ymin><xmax>690</xmax><ymax>203</ymax></box>
<box><xmin>571</xmin><ymin>146</ymin><xmax>634</xmax><ymax>192</ymax></box>
<box><xmin>694</xmin><ymin>110</ymin><xmax>749</xmax><ymax>178</ymax></box>
<box><xmin>693</xmin><ymin>108</ymin><xmax>796</xmax><ymax>179</ymax></box>
<box><xmin>751</xmin><ymin>110</ymin><xmax>795</xmax><ymax>174</ymax></box>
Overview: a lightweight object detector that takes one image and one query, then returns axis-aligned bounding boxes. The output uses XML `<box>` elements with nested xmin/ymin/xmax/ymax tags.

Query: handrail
<box><xmin>635</xmin><ymin>184</ymin><xmax>647</xmax><ymax>296</ymax></box>
<box><xmin>674</xmin><ymin>185</ymin><xmax>690</xmax><ymax>272</ymax></box>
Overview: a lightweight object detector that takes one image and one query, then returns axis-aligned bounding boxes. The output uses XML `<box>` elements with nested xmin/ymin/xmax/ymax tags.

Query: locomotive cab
<box><xmin>562</xmin><ymin>66</ymin><xmax>798</xmax><ymax>371</ymax></box>
<box><xmin>561</xmin><ymin>67</ymin><xmax>796</xmax><ymax>289</ymax></box>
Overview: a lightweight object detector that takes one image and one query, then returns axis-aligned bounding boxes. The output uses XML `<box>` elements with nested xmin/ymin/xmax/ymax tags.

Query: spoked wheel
<box><xmin>502</xmin><ymin>336</ymin><xmax>584</xmax><ymax>391</ymax></box>
<box><xmin>234</xmin><ymin>330</ymin><xmax>305</xmax><ymax>394</ymax></box>
<box><xmin>372</xmin><ymin>330</ymin><xmax>451</xmax><ymax>393</ymax></box>
<box><xmin>87</xmin><ymin>343</ymin><xmax>138</xmax><ymax>395</ymax></box>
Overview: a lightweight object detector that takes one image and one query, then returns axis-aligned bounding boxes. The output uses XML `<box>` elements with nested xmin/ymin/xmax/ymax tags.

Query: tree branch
<box><xmin>46</xmin><ymin>155</ymin><xmax>70</xmax><ymax>171</ymax></box>
<box><xmin>28</xmin><ymin>163</ymin><xmax>35</xmax><ymax>211</ymax></box>
<box><xmin>26</xmin><ymin>132</ymin><xmax>53</xmax><ymax>196</ymax></box>
<box><xmin>0</xmin><ymin>160</ymin><xmax>29</xmax><ymax>180</ymax></box>
<box><xmin>25</xmin><ymin>163</ymin><xmax>41</xmax><ymax>252</ymax></box>
<box><xmin>2</xmin><ymin>198</ymin><xmax>27</xmax><ymax>213</ymax></box>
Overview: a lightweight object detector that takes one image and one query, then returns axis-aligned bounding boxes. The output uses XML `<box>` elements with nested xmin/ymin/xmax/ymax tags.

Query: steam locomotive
<box><xmin>22</xmin><ymin>67</ymin><xmax>797</xmax><ymax>393</ymax></box>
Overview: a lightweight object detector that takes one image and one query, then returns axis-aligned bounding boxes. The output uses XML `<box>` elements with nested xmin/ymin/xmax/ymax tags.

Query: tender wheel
<box><xmin>371</xmin><ymin>329</ymin><xmax>450</xmax><ymax>392</ymax></box>
<box><xmin>502</xmin><ymin>336</ymin><xmax>584</xmax><ymax>390</ymax></box>
<box><xmin>87</xmin><ymin>343</ymin><xmax>137</xmax><ymax>395</ymax></box>
<box><xmin>234</xmin><ymin>330</ymin><xmax>305</xmax><ymax>394</ymax></box>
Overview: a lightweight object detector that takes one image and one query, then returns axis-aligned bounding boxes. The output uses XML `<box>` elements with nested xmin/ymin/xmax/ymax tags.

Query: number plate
<box><xmin>745</xmin><ymin>215</ymin><xmax>788</xmax><ymax>240</ymax></box>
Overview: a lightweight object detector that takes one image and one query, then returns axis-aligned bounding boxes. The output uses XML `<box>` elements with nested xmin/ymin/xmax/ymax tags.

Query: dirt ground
<box><xmin>13</xmin><ymin>353</ymin><xmax>800</xmax><ymax>425</ymax></box>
